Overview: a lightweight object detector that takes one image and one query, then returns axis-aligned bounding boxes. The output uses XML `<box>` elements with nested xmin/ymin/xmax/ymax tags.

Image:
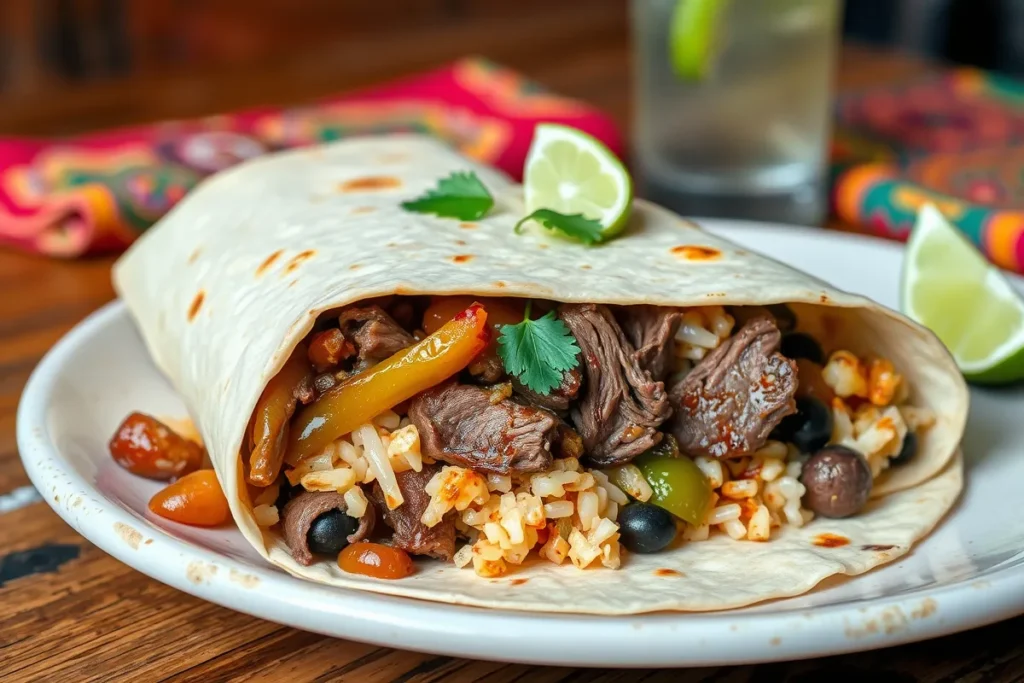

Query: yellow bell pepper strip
<box><xmin>248</xmin><ymin>343</ymin><xmax>312</xmax><ymax>486</ymax></box>
<box><xmin>423</xmin><ymin>296</ymin><xmax>524</xmax><ymax>379</ymax></box>
<box><xmin>286</xmin><ymin>303</ymin><xmax>490</xmax><ymax>464</ymax></box>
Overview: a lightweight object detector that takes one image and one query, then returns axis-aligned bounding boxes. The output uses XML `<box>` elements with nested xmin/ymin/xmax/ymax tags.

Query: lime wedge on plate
<box><xmin>669</xmin><ymin>0</ymin><xmax>730</xmax><ymax>81</ymax></box>
<box><xmin>901</xmin><ymin>204</ymin><xmax>1024</xmax><ymax>384</ymax></box>
<box><xmin>523</xmin><ymin>123</ymin><xmax>633</xmax><ymax>240</ymax></box>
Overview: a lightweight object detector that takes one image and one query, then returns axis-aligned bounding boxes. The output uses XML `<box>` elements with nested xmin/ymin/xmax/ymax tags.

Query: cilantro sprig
<box><xmin>401</xmin><ymin>171</ymin><xmax>494</xmax><ymax>220</ymax></box>
<box><xmin>497</xmin><ymin>301</ymin><xmax>581</xmax><ymax>395</ymax></box>
<box><xmin>514</xmin><ymin>209</ymin><xmax>605</xmax><ymax>245</ymax></box>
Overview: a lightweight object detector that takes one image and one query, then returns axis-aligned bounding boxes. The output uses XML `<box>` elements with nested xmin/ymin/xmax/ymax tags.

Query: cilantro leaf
<box><xmin>400</xmin><ymin>171</ymin><xmax>494</xmax><ymax>220</ymax></box>
<box><xmin>497</xmin><ymin>304</ymin><xmax>581</xmax><ymax>395</ymax></box>
<box><xmin>514</xmin><ymin>209</ymin><xmax>605</xmax><ymax>245</ymax></box>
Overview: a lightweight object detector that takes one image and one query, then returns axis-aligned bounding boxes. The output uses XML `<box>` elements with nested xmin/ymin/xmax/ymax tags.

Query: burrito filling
<box><xmin>110</xmin><ymin>297</ymin><xmax>934</xmax><ymax>579</ymax></box>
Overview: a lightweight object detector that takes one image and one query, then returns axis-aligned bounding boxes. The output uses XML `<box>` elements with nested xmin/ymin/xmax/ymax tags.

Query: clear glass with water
<box><xmin>632</xmin><ymin>0</ymin><xmax>841</xmax><ymax>225</ymax></box>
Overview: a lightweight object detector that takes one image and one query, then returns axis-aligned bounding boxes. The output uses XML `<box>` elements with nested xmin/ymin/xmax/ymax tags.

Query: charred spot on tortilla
<box><xmin>537</xmin><ymin>244</ymin><xmax>550</xmax><ymax>250</ymax></box>
<box><xmin>451</xmin><ymin>254</ymin><xmax>473</xmax><ymax>264</ymax></box>
<box><xmin>580</xmin><ymin>264</ymin><xmax>592</xmax><ymax>270</ymax></box>
<box><xmin>454</xmin><ymin>239</ymin><xmax>467</xmax><ymax>246</ymax></box>
<box><xmin>813</xmin><ymin>533</ymin><xmax>851</xmax><ymax>548</ymax></box>
<box><xmin>820</xmin><ymin>294</ymin><xmax>830</xmax><ymax>303</ymax></box>
<box><xmin>349</xmin><ymin>264</ymin><xmax>362</xmax><ymax>271</ymax></box>
<box><xmin>256</xmin><ymin>249</ymin><xmax>283</xmax><ymax>277</ymax></box>
<box><xmin>510</xmin><ymin>578</ymin><xmax>529</xmax><ymax>585</ymax></box>
<box><xmin>386</xmin><ymin>242</ymin><xmax>398</xmax><ymax>248</ymax></box>
<box><xmin>654</xmin><ymin>568</ymin><xmax>683</xmax><ymax>577</ymax></box>
<box><xmin>671</xmin><ymin>245</ymin><xmax>722</xmax><ymax>261</ymax></box>
<box><xmin>283</xmin><ymin>250</ymin><xmax>316</xmax><ymax>275</ymax></box>
<box><xmin>351</xmin><ymin>206</ymin><xmax>377</xmax><ymax>215</ymax></box>
<box><xmin>338</xmin><ymin>176</ymin><xmax>402</xmax><ymax>192</ymax></box>
<box><xmin>493</xmin><ymin>281</ymin><xmax>507</xmax><ymax>288</ymax></box>
<box><xmin>862</xmin><ymin>544</ymin><xmax>898</xmax><ymax>551</ymax></box>
<box><xmin>188</xmin><ymin>247</ymin><xmax>202</xmax><ymax>264</ymax></box>
<box><xmin>187</xmin><ymin>290</ymin><xmax>205</xmax><ymax>322</ymax></box>
<box><xmin>460</xmin><ymin>222</ymin><xmax>478</xmax><ymax>230</ymax></box>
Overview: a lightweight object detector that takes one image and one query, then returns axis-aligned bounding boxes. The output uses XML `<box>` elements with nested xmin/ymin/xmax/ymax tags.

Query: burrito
<box><xmin>109</xmin><ymin>134</ymin><xmax>967</xmax><ymax>614</ymax></box>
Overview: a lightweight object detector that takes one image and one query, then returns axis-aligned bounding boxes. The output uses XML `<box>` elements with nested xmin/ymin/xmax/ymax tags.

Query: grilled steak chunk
<box><xmin>338</xmin><ymin>305</ymin><xmax>414</xmax><ymax>370</ymax></box>
<box><xmin>559</xmin><ymin>303</ymin><xmax>671</xmax><ymax>466</ymax></box>
<box><xmin>615</xmin><ymin>305</ymin><xmax>683</xmax><ymax>381</ymax></box>
<box><xmin>371</xmin><ymin>464</ymin><xmax>456</xmax><ymax>560</ymax></box>
<box><xmin>409</xmin><ymin>381</ymin><xmax>567</xmax><ymax>474</ymax></box>
<box><xmin>511</xmin><ymin>367</ymin><xmax>582</xmax><ymax>413</ymax></box>
<box><xmin>669</xmin><ymin>315</ymin><xmax>798</xmax><ymax>459</ymax></box>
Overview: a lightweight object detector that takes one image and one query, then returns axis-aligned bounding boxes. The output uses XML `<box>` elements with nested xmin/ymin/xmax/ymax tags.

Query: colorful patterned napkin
<box><xmin>0</xmin><ymin>58</ymin><xmax>621</xmax><ymax>257</ymax></box>
<box><xmin>832</xmin><ymin>69</ymin><xmax>1024</xmax><ymax>272</ymax></box>
<box><xmin>3</xmin><ymin>58</ymin><xmax>1022</xmax><ymax>274</ymax></box>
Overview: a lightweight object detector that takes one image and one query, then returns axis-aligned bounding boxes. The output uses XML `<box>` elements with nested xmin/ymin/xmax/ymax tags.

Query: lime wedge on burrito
<box><xmin>901</xmin><ymin>203</ymin><xmax>1024</xmax><ymax>384</ymax></box>
<box><xmin>523</xmin><ymin>123</ymin><xmax>633</xmax><ymax>240</ymax></box>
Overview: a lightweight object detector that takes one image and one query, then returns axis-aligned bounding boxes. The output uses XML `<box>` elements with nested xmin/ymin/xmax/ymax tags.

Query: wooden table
<box><xmin>2</xmin><ymin>15</ymin><xmax>1019</xmax><ymax>678</ymax></box>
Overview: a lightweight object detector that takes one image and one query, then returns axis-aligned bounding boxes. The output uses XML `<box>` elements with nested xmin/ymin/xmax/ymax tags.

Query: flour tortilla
<box><xmin>112</xmin><ymin>134</ymin><xmax>968</xmax><ymax>614</ymax></box>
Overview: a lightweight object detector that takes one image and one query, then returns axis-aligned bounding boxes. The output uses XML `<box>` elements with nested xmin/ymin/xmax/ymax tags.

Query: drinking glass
<box><xmin>632</xmin><ymin>0</ymin><xmax>842</xmax><ymax>225</ymax></box>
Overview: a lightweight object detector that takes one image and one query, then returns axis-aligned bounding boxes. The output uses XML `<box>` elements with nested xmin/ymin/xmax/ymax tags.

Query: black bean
<box><xmin>781</xmin><ymin>332</ymin><xmax>824</xmax><ymax>364</ymax></box>
<box><xmin>307</xmin><ymin>509</ymin><xmax>360</xmax><ymax>556</ymax></box>
<box><xmin>801</xmin><ymin>446</ymin><xmax>872</xmax><ymax>518</ymax></box>
<box><xmin>890</xmin><ymin>431</ymin><xmax>918</xmax><ymax>467</ymax></box>
<box><xmin>784</xmin><ymin>397</ymin><xmax>833</xmax><ymax>454</ymax></box>
<box><xmin>618</xmin><ymin>502</ymin><xmax>677</xmax><ymax>554</ymax></box>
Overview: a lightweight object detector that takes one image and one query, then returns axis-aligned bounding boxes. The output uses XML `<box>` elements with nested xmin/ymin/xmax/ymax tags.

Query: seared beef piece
<box><xmin>371</xmin><ymin>464</ymin><xmax>456</xmax><ymax>560</ymax></box>
<box><xmin>615</xmin><ymin>305</ymin><xmax>684</xmax><ymax>381</ymax></box>
<box><xmin>512</xmin><ymin>367</ymin><xmax>582</xmax><ymax>413</ymax></box>
<box><xmin>469</xmin><ymin>353</ymin><xmax>506</xmax><ymax>384</ymax></box>
<box><xmin>409</xmin><ymin>382</ymin><xmax>564</xmax><ymax>474</ymax></box>
<box><xmin>338</xmin><ymin>305</ymin><xmax>415</xmax><ymax>370</ymax></box>
<box><xmin>669</xmin><ymin>316</ymin><xmax>798</xmax><ymax>459</ymax></box>
<box><xmin>282</xmin><ymin>490</ymin><xmax>376</xmax><ymax>566</ymax></box>
<box><xmin>294</xmin><ymin>374</ymin><xmax>316</xmax><ymax>405</ymax></box>
<box><xmin>558</xmin><ymin>304</ymin><xmax>672</xmax><ymax>467</ymax></box>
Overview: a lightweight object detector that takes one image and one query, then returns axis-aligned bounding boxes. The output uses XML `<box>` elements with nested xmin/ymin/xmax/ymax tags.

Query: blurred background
<box><xmin>0</xmin><ymin>0</ymin><xmax>1020</xmax><ymax>255</ymax></box>
<box><xmin>1</xmin><ymin>0</ymin><xmax>1021</xmax><ymax>137</ymax></box>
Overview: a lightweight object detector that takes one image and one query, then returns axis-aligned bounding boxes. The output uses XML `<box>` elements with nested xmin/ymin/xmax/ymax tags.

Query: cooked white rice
<box><xmin>428</xmin><ymin>457</ymin><xmax>625</xmax><ymax>577</ymax></box>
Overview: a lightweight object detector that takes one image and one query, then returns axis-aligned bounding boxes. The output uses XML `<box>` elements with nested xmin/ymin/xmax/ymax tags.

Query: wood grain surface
<box><xmin>2</xmin><ymin>8</ymin><xmax>1018</xmax><ymax>680</ymax></box>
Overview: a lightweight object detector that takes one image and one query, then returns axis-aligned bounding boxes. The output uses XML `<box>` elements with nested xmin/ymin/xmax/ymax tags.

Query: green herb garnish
<box><xmin>401</xmin><ymin>171</ymin><xmax>494</xmax><ymax>220</ymax></box>
<box><xmin>497</xmin><ymin>301</ymin><xmax>581</xmax><ymax>395</ymax></box>
<box><xmin>514</xmin><ymin>209</ymin><xmax>604</xmax><ymax>245</ymax></box>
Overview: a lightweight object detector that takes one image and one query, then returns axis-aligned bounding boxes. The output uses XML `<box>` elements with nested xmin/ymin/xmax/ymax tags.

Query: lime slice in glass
<box><xmin>523</xmin><ymin>123</ymin><xmax>633</xmax><ymax>240</ymax></box>
<box><xmin>901</xmin><ymin>204</ymin><xmax>1024</xmax><ymax>384</ymax></box>
<box><xmin>670</xmin><ymin>0</ymin><xmax>730</xmax><ymax>81</ymax></box>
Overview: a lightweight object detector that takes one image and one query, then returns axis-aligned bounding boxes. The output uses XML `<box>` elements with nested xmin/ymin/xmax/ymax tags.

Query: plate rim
<box><xmin>17</xmin><ymin>222</ymin><xmax>1024</xmax><ymax>667</ymax></box>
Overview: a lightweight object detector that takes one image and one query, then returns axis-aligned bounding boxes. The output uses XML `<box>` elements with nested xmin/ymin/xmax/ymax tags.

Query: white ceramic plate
<box><xmin>18</xmin><ymin>221</ymin><xmax>1024</xmax><ymax>667</ymax></box>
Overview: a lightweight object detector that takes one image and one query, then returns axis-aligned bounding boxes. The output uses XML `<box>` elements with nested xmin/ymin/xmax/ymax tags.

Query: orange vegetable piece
<box><xmin>423</xmin><ymin>296</ymin><xmax>524</xmax><ymax>379</ymax></box>
<box><xmin>338</xmin><ymin>542</ymin><xmax>415</xmax><ymax>580</ymax></box>
<box><xmin>307</xmin><ymin>328</ymin><xmax>354</xmax><ymax>372</ymax></box>
<box><xmin>148</xmin><ymin>469</ymin><xmax>231</xmax><ymax>527</ymax></box>
<box><xmin>286</xmin><ymin>303</ymin><xmax>490</xmax><ymax>463</ymax></box>
<box><xmin>422</xmin><ymin>296</ymin><xmax>524</xmax><ymax>336</ymax></box>
<box><xmin>109</xmin><ymin>412</ymin><xmax>204</xmax><ymax>481</ymax></box>
<box><xmin>249</xmin><ymin>343</ymin><xmax>312</xmax><ymax>486</ymax></box>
